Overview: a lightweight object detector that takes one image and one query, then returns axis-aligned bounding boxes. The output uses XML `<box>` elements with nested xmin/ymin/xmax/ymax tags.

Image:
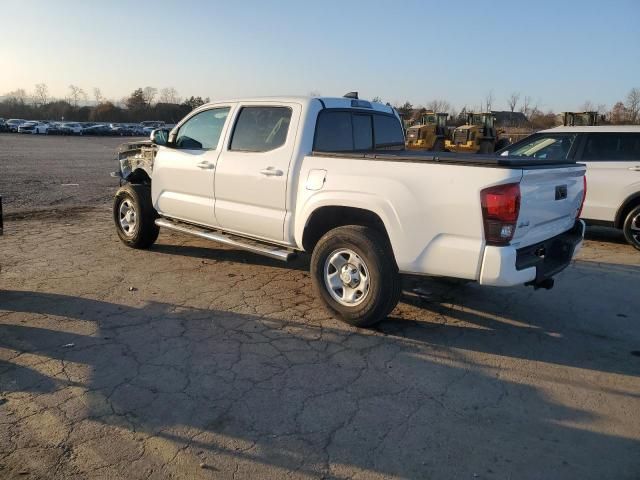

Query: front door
<box><xmin>214</xmin><ymin>103</ymin><xmax>300</xmax><ymax>241</ymax></box>
<box><xmin>152</xmin><ymin>106</ymin><xmax>233</xmax><ymax>227</ymax></box>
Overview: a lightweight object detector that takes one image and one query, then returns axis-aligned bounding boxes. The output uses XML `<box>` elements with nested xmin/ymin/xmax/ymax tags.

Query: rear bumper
<box><xmin>479</xmin><ymin>220</ymin><xmax>585</xmax><ymax>287</ymax></box>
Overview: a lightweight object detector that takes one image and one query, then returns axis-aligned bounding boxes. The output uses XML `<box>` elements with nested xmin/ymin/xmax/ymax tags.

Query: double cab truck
<box><xmin>113</xmin><ymin>94</ymin><xmax>586</xmax><ymax>327</ymax></box>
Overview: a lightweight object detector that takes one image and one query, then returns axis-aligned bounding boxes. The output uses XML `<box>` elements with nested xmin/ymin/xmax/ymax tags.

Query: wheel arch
<box><xmin>125</xmin><ymin>168</ymin><xmax>152</xmax><ymax>185</ymax></box>
<box><xmin>295</xmin><ymin>195</ymin><xmax>400</xmax><ymax>260</ymax></box>
<box><xmin>614</xmin><ymin>192</ymin><xmax>640</xmax><ymax>229</ymax></box>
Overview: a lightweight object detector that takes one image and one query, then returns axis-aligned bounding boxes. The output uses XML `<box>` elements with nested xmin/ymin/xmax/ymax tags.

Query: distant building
<box><xmin>491</xmin><ymin>111</ymin><xmax>529</xmax><ymax>128</ymax></box>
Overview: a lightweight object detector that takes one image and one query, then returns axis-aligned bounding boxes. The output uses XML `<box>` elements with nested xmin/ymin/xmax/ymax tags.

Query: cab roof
<box><xmin>199</xmin><ymin>96</ymin><xmax>396</xmax><ymax>115</ymax></box>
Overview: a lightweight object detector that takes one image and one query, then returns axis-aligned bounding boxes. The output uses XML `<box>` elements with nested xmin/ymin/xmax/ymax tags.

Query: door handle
<box><xmin>196</xmin><ymin>161</ymin><xmax>214</xmax><ymax>169</ymax></box>
<box><xmin>259</xmin><ymin>167</ymin><xmax>283</xmax><ymax>177</ymax></box>
<box><xmin>628</xmin><ymin>166</ymin><xmax>640</xmax><ymax>172</ymax></box>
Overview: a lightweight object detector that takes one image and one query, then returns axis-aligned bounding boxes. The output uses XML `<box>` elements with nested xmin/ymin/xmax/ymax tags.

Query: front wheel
<box><xmin>113</xmin><ymin>184</ymin><xmax>159</xmax><ymax>249</ymax></box>
<box><xmin>310</xmin><ymin>225</ymin><xmax>401</xmax><ymax>327</ymax></box>
<box><xmin>623</xmin><ymin>205</ymin><xmax>640</xmax><ymax>251</ymax></box>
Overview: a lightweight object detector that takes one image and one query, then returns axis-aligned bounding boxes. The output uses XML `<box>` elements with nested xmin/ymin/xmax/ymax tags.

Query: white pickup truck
<box><xmin>113</xmin><ymin>94</ymin><xmax>586</xmax><ymax>326</ymax></box>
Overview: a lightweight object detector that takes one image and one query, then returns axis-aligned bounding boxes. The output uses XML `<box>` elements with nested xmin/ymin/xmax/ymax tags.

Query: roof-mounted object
<box><xmin>343</xmin><ymin>92</ymin><xmax>359</xmax><ymax>99</ymax></box>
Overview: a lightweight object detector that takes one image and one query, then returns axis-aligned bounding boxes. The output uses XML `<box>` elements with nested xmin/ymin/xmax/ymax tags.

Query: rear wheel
<box><xmin>623</xmin><ymin>205</ymin><xmax>640</xmax><ymax>251</ymax></box>
<box><xmin>310</xmin><ymin>225</ymin><xmax>401</xmax><ymax>327</ymax></box>
<box><xmin>113</xmin><ymin>184</ymin><xmax>159</xmax><ymax>249</ymax></box>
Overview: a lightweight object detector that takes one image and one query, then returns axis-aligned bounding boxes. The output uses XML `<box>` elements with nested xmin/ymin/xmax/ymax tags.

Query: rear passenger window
<box><xmin>230</xmin><ymin>106</ymin><xmax>292</xmax><ymax>152</ymax></box>
<box><xmin>582</xmin><ymin>133</ymin><xmax>640</xmax><ymax>161</ymax></box>
<box><xmin>373</xmin><ymin>114</ymin><xmax>404</xmax><ymax>148</ymax></box>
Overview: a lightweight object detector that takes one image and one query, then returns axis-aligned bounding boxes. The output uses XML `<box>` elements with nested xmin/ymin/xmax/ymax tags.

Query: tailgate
<box><xmin>511</xmin><ymin>165</ymin><xmax>585</xmax><ymax>248</ymax></box>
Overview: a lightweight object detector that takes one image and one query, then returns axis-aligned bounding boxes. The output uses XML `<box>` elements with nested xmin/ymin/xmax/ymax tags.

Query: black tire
<box><xmin>310</xmin><ymin>225</ymin><xmax>401</xmax><ymax>327</ymax></box>
<box><xmin>113</xmin><ymin>183</ymin><xmax>159</xmax><ymax>249</ymax></box>
<box><xmin>622</xmin><ymin>204</ymin><xmax>640</xmax><ymax>251</ymax></box>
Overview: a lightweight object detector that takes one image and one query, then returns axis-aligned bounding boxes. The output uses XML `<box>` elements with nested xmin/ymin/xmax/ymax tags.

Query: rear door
<box><xmin>577</xmin><ymin>132</ymin><xmax>640</xmax><ymax>222</ymax></box>
<box><xmin>152</xmin><ymin>105</ymin><xmax>234</xmax><ymax>227</ymax></box>
<box><xmin>214</xmin><ymin>102</ymin><xmax>301</xmax><ymax>241</ymax></box>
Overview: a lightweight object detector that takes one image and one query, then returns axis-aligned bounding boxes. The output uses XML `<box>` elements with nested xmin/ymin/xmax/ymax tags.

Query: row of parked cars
<box><xmin>0</xmin><ymin>118</ymin><xmax>168</xmax><ymax>136</ymax></box>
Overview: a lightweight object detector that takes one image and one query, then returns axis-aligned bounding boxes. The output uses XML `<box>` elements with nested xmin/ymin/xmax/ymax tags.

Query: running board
<box><xmin>155</xmin><ymin>218</ymin><xmax>295</xmax><ymax>262</ymax></box>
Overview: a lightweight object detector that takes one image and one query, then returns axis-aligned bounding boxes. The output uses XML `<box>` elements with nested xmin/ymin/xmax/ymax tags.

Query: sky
<box><xmin>1</xmin><ymin>0</ymin><xmax>639</xmax><ymax>112</ymax></box>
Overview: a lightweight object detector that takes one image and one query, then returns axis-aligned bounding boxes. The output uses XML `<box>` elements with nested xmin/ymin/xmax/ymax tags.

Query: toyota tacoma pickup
<box><xmin>112</xmin><ymin>94</ymin><xmax>586</xmax><ymax>327</ymax></box>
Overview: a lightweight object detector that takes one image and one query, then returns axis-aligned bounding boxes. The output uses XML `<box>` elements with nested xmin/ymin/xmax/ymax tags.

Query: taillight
<box><xmin>576</xmin><ymin>175</ymin><xmax>587</xmax><ymax>219</ymax></box>
<box><xmin>481</xmin><ymin>182</ymin><xmax>521</xmax><ymax>245</ymax></box>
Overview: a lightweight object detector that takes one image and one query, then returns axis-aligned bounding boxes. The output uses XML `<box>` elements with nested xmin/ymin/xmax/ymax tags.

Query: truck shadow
<box><xmin>1</xmin><ymin>288</ymin><xmax>638</xmax><ymax>477</ymax></box>
<box><xmin>584</xmin><ymin>225</ymin><xmax>628</xmax><ymax>245</ymax></box>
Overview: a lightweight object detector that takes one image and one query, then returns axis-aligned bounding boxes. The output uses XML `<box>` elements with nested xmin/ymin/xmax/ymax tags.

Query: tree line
<box><xmin>0</xmin><ymin>84</ymin><xmax>210</xmax><ymax>123</ymax></box>
<box><xmin>3</xmin><ymin>83</ymin><xmax>640</xmax><ymax>127</ymax></box>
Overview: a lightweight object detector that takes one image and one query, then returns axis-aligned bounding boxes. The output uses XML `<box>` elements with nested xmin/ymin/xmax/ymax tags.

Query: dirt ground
<box><xmin>0</xmin><ymin>135</ymin><xmax>639</xmax><ymax>479</ymax></box>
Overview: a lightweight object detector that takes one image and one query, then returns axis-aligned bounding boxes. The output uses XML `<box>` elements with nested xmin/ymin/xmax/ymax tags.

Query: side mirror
<box><xmin>150</xmin><ymin>128</ymin><xmax>170</xmax><ymax>146</ymax></box>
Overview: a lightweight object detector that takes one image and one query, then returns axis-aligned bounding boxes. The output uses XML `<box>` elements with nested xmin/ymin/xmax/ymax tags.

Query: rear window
<box><xmin>373</xmin><ymin>115</ymin><xmax>404</xmax><ymax>148</ymax></box>
<box><xmin>506</xmin><ymin>133</ymin><xmax>577</xmax><ymax>160</ymax></box>
<box><xmin>314</xmin><ymin>110</ymin><xmax>402</xmax><ymax>152</ymax></box>
<box><xmin>314</xmin><ymin>111</ymin><xmax>353</xmax><ymax>152</ymax></box>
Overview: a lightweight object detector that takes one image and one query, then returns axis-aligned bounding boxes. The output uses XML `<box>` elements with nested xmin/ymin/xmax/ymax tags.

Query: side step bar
<box><xmin>155</xmin><ymin>218</ymin><xmax>295</xmax><ymax>262</ymax></box>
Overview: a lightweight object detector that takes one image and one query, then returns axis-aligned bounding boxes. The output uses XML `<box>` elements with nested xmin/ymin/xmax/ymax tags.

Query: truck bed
<box><xmin>311</xmin><ymin>150</ymin><xmax>578</xmax><ymax>168</ymax></box>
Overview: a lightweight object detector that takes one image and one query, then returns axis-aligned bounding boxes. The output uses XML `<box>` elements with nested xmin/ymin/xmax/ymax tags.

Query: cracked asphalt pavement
<box><xmin>1</xmin><ymin>135</ymin><xmax>639</xmax><ymax>479</ymax></box>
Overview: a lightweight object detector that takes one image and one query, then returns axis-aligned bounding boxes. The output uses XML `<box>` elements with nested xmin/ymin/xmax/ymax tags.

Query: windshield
<box><xmin>504</xmin><ymin>133</ymin><xmax>577</xmax><ymax>160</ymax></box>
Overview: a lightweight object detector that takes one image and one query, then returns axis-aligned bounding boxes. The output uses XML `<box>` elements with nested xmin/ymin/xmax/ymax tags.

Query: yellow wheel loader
<box><xmin>405</xmin><ymin>112</ymin><xmax>449</xmax><ymax>151</ymax></box>
<box><xmin>445</xmin><ymin>112</ymin><xmax>510</xmax><ymax>154</ymax></box>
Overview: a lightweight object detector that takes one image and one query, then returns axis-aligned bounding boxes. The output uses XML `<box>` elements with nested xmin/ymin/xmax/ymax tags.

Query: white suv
<box><xmin>499</xmin><ymin>126</ymin><xmax>640</xmax><ymax>250</ymax></box>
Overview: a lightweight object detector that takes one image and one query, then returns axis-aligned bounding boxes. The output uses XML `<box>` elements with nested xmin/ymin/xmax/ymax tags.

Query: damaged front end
<box><xmin>111</xmin><ymin>140</ymin><xmax>157</xmax><ymax>183</ymax></box>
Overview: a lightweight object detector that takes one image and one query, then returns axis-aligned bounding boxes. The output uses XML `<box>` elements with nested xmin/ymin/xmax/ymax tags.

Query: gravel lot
<box><xmin>1</xmin><ymin>135</ymin><xmax>639</xmax><ymax>479</ymax></box>
<box><xmin>0</xmin><ymin>133</ymin><xmax>139</xmax><ymax>215</ymax></box>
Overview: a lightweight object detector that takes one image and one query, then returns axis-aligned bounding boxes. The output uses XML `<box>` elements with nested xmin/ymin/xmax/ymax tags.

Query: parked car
<box><xmin>82</xmin><ymin>124</ymin><xmax>112</xmax><ymax>136</ymax></box>
<box><xmin>17</xmin><ymin>121</ymin><xmax>49</xmax><ymax>134</ymax></box>
<box><xmin>6</xmin><ymin>119</ymin><xmax>27</xmax><ymax>132</ymax></box>
<box><xmin>45</xmin><ymin>122</ymin><xmax>65</xmax><ymax>135</ymax></box>
<box><xmin>498</xmin><ymin>126</ymin><xmax>640</xmax><ymax>250</ymax></box>
<box><xmin>60</xmin><ymin>123</ymin><xmax>84</xmax><ymax>135</ymax></box>
<box><xmin>112</xmin><ymin>95</ymin><xmax>586</xmax><ymax>327</ymax></box>
<box><xmin>140</xmin><ymin>120</ymin><xmax>165</xmax><ymax>129</ymax></box>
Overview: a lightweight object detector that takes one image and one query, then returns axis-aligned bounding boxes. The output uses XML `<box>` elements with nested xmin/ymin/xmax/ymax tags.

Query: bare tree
<box><xmin>308</xmin><ymin>90</ymin><xmax>322</xmax><ymax>97</ymax></box>
<box><xmin>371</xmin><ymin>96</ymin><xmax>383</xmax><ymax>103</ymax></box>
<box><xmin>68</xmin><ymin>85</ymin><xmax>86</xmax><ymax>107</ymax></box>
<box><xmin>520</xmin><ymin>95</ymin><xmax>532</xmax><ymax>118</ymax></box>
<box><xmin>610</xmin><ymin>102</ymin><xmax>628</xmax><ymax>124</ymax></box>
<box><xmin>484</xmin><ymin>90</ymin><xmax>494</xmax><ymax>112</ymax></box>
<box><xmin>93</xmin><ymin>87</ymin><xmax>104</xmax><ymax>104</ymax></box>
<box><xmin>142</xmin><ymin>86</ymin><xmax>158</xmax><ymax>107</ymax></box>
<box><xmin>425</xmin><ymin>99</ymin><xmax>451</xmax><ymax>113</ymax></box>
<box><xmin>507</xmin><ymin>92</ymin><xmax>520</xmax><ymax>112</ymax></box>
<box><xmin>6</xmin><ymin>88</ymin><xmax>27</xmax><ymax>104</ymax></box>
<box><xmin>32</xmin><ymin>83</ymin><xmax>49</xmax><ymax>106</ymax></box>
<box><xmin>625</xmin><ymin>87</ymin><xmax>640</xmax><ymax>124</ymax></box>
<box><xmin>159</xmin><ymin>87</ymin><xmax>180</xmax><ymax>104</ymax></box>
<box><xmin>581</xmin><ymin>100</ymin><xmax>596</xmax><ymax>112</ymax></box>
